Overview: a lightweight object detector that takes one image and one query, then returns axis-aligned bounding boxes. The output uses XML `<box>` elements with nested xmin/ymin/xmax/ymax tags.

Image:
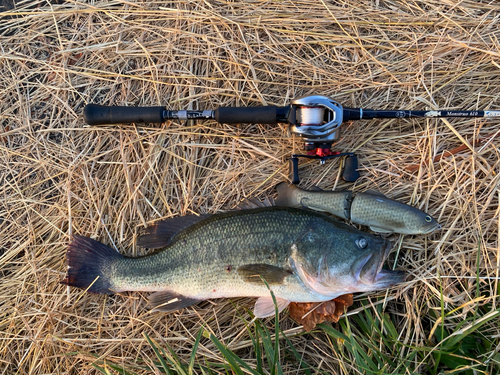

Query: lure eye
<box><xmin>356</xmin><ymin>237</ymin><xmax>368</xmax><ymax>249</ymax></box>
<box><xmin>425</xmin><ymin>215</ymin><xmax>432</xmax><ymax>223</ymax></box>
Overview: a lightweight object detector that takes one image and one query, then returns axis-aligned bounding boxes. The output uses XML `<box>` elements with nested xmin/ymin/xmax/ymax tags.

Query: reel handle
<box><xmin>84</xmin><ymin>104</ymin><xmax>164</xmax><ymax>125</ymax></box>
<box><xmin>289</xmin><ymin>157</ymin><xmax>300</xmax><ymax>185</ymax></box>
<box><xmin>342</xmin><ymin>155</ymin><xmax>360</xmax><ymax>182</ymax></box>
<box><xmin>289</xmin><ymin>153</ymin><xmax>360</xmax><ymax>184</ymax></box>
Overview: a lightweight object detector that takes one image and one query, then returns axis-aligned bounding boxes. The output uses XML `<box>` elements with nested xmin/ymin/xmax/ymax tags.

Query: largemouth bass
<box><xmin>275</xmin><ymin>183</ymin><xmax>440</xmax><ymax>235</ymax></box>
<box><xmin>61</xmin><ymin>207</ymin><xmax>404</xmax><ymax>317</ymax></box>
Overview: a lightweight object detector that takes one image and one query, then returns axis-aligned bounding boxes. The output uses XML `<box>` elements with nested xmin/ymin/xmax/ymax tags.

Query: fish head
<box><xmin>402</xmin><ymin>210</ymin><xmax>440</xmax><ymax>234</ymax></box>
<box><xmin>291</xmin><ymin>225</ymin><xmax>404</xmax><ymax>297</ymax></box>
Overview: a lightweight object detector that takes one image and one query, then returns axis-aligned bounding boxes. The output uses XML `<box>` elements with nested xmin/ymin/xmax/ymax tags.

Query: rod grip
<box><xmin>83</xmin><ymin>104</ymin><xmax>165</xmax><ymax>125</ymax></box>
<box><xmin>215</xmin><ymin>106</ymin><xmax>278</xmax><ymax>124</ymax></box>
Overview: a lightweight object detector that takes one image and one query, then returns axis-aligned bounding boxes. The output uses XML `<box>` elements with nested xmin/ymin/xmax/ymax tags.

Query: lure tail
<box><xmin>60</xmin><ymin>235</ymin><xmax>123</xmax><ymax>294</ymax></box>
<box><xmin>274</xmin><ymin>182</ymin><xmax>301</xmax><ymax>207</ymax></box>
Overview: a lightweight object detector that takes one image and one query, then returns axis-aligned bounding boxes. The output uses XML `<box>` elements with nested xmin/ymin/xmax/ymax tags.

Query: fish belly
<box><xmin>110</xmin><ymin>253</ymin><xmax>329</xmax><ymax>303</ymax></box>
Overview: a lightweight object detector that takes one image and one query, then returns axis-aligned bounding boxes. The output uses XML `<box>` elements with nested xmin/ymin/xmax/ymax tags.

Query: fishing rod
<box><xmin>84</xmin><ymin>96</ymin><xmax>500</xmax><ymax>183</ymax></box>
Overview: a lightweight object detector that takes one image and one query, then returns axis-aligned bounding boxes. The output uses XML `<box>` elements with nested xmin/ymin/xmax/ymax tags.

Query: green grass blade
<box><xmin>142</xmin><ymin>332</ymin><xmax>174</xmax><ymax>375</ymax></box>
<box><xmin>189</xmin><ymin>327</ymin><xmax>205</xmax><ymax>375</ymax></box>
<box><xmin>446</xmin><ymin>310</ymin><xmax>500</xmax><ymax>348</ymax></box>
<box><xmin>92</xmin><ymin>364</ymin><xmax>110</xmax><ymax>375</ymax></box>
<box><xmin>209</xmin><ymin>333</ymin><xmax>261</xmax><ymax>375</ymax></box>
<box><xmin>282</xmin><ymin>331</ymin><xmax>312</xmax><ymax>375</ymax></box>
<box><xmin>106</xmin><ymin>363</ymin><xmax>139</xmax><ymax>375</ymax></box>
<box><xmin>260</xmin><ymin>277</ymin><xmax>283</xmax><ymax>375</ymax></box>
<box><xmin>252</xmin><ymin>320</ymin><xmax>264</xmax><ymax>373</ymax></box>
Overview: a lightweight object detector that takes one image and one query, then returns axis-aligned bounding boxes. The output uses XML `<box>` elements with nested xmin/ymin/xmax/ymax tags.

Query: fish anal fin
<box><xmin>149</xmin><ymin>291</ymin><xmax>200</xmax><ymax>312</ymax></box>
<box><xmin>237</xmin><ymin>264</ymin><xmax>292</xmax><ymax>285</ymax></box>
<box><xmin>137</xmin><ymin>214</ymin><xmax>211</xmax><ymax>248</ymax></box>
<box><xmin>254</xmin><ymin>296</ymin><xmax>290</xmax><ymax>318</ymax></box>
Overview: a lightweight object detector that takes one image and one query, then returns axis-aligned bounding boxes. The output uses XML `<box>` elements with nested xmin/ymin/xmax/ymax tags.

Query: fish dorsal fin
<box><xmin>237</xmin><ymin>264</ymin><xmax>293</xmax><ymax>285</ymax></box>
<box><xmin>254</xmin><ymin>296</ymin><xmax>290</xmax><ymax>318</ymax></box>
<box><xmin>149</xmin><ymin>290</ymin><xmax>200</xmax><ymax>312</ymax></box>
<box><xmin>364</xmin><ymin>189</ymin><xmax>387</xmax><ymax>197</ymax></box>
<box><xmin>310</xmin><ymin>186</ymin><xmax>324</xmax><ymax>192</ymax></box>
<box><xmin>137</xmin><ymin>214</ymin><xmax>211</xmax><ymax>248</ymax></box>
<box><xmin>234</xmin><ymin>197</ymin><xmax>275</xmax><ymax>210</ymax></box>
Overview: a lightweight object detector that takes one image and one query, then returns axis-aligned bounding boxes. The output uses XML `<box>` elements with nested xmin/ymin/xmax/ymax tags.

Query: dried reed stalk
<box><xmin>0</xmin><ymin>0</ymin><xmax>499</xmax><ymax>373</ymax></box>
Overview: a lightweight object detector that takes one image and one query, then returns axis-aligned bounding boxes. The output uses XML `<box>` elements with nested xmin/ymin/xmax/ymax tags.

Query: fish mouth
<box><xmin>417</xmin><ymin>216</ymin><xmax>441</xmax><ymax>234</ymax></box>
<box><xmin>357</xmin><ymin>240</ymin><xmax>405</xmax><ymax>288</ymax></box>
<box><xmin>431</xmin><ymin>223</ymin><xmax>442</xmax><ymax>233</ymax></box>
<box><xmin>419</xmin><ymin>222</ymin><xmax>441</xmax><ymax>234</ymax></box>
<box><xmin>372</xmin><ymin>269</ymin><xmax>406</xmax><ymax>289</ymax></box>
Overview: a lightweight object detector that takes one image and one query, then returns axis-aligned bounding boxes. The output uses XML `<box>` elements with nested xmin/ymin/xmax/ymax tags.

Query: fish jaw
<box><xmin>372</xmin><ymin>269</ymin><xmax>406</xmax><ymax>289</ymax></box>
<box><xmin>355</xmin><ymin>241</ymin><xmax>405</xmax><ymax>291</ymax></box>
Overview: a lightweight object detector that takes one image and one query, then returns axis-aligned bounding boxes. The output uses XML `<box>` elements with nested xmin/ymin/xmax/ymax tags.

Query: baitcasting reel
<box><xmin>84</xmin><ymin>95</ymin><xmax>500</xmax><ymax>184</ymax></box>
<box><xmin>287</xmin><ymin>96</ymin><xmax>359</xmax><ymax>184</ymax></box>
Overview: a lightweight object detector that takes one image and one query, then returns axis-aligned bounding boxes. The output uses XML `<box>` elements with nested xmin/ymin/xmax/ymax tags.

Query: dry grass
<box><xmin>1</xmin><ymin>0</ymin><xmax>499</xmax><ymax>373</ymax></box>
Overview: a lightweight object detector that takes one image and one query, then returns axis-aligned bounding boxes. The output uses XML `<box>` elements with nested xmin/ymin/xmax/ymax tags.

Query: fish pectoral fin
<box><xmin>237</xmin><ymin>264</ymin><xmax>293</xmax><ymax>285</ymax></box>
<box><xmin>137</xmin><ymin>214</ymin><xmax>211</xmax><ymax>249</ymax></box>
<box><xmin>254</xmin><ymin>296</ymin><xmax>290</xmax><ymax>318</ymax></box>
<box><xmin>368</xmin><ymin>225</ymin><xmax>393</xmax><ymax>233</ymax></box>
<box><xmin>149</xmin><ymin>291</ymin><xmax>200</xmax><ymax>312</ymax></box>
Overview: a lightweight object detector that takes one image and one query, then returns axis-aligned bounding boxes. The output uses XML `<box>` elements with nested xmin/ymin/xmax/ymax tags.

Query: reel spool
<box><xmin>289</xmin><ymin>95</ymin><xmax>344</xmax><ymax>154</ymax></box>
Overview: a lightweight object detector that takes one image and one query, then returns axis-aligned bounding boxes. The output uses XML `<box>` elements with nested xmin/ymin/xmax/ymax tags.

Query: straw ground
<box><xmin>1</xmin><ymin>0</ymin><xmax>499</xmax><ymax>373</ymax></box>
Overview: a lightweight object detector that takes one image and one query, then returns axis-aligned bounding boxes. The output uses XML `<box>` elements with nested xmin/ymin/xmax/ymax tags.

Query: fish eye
<box><xmin>356</xmin><ymin>237</ymin><xmax>368</xmax><ymax>249</ymax></box>
<box><xmin>425</xmin><ymin>215</ymin><xmax>432</xmax><ymax>223</ymax></box>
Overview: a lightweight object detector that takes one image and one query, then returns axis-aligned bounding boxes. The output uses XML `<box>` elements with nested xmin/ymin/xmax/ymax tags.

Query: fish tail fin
<box><xmin>275</xmin><ymin>182</ymin><xmax>301</xmax><ymax>207</ymax></box>
<box><xmin>60</xmin><ymin>235</ymin><xmax>123</xmax><ymax>294</ymax></box>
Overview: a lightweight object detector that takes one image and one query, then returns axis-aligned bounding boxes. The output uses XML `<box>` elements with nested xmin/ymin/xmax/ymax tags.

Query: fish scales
<box><xmin>62</xmin><ymin>207</ymin><xmax>404</xmax><ymax>317</ymax></box>
<box><xmin>350</xmin><ymin>193</ymin><xmax>425</xmax><ymax>231</ymax></box>
<box><xmin>112</xmin><ymin>210</ymin><xmax>311</xmax><ymax>298</ymax></box>
<box><xmin>111</xmin><ymin>209</ymin><xmax>350</xmax><ymax>300</ymax></box>
<box><xmin>275</xmin><ymin>182</ymin><xmax>440</xmax><ymax>235</ymax></box>
<box><xmin>288</xmin><ymin>188</ymin><xmax>350</xmax><ymax>219</ymax></box>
